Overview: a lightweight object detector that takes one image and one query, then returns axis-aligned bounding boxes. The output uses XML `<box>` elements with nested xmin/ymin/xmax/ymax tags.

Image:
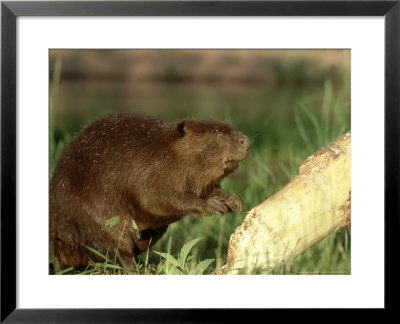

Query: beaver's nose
<box><xmin>239</xmin><ymin>134</ymin><xmax>250</xmax><ymax>150</ymax></box>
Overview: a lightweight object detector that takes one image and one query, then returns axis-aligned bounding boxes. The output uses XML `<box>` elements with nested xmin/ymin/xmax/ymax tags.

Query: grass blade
<box><xmin>153</xmin><ymin>251</ymin><xmax>181</xmax><ymax>268</ymax></box>
<box><xmin>178</xmin><ymin>237</ymin><xmax>202</xmax><ymax>267</ymax></box>
<box><xmin>297</xmin><ymin>101</ymin><xmax>323</xmax><ymax>148</ymax></box>
<box><xmin>195</xmin><ymin>259</ymin><xmax>214</xmax><ymax>274</ymax></box>
<box><xmin>85</xmin><ymin>246</ymin><xmax>114</xmax><ymax>264</ymax></box>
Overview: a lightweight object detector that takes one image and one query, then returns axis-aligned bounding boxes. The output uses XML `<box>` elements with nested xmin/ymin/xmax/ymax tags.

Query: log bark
<box><xmin>223</xmin><ymin>131</ymin><xmax>351</xmax><ymax>274</ymax></box>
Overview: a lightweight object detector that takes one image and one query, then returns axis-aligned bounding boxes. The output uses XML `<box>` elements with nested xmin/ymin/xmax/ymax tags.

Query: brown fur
<box><xmin>50</xmin><ymin>113</ymin><xmax>250</xmax><ymax>269</ymax></box>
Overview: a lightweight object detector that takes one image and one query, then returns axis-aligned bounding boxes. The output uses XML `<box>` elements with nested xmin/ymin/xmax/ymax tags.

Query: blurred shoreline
<box><xmin>50</xmin><ymin>49</ymin><xmax>350</xmax><ymax>86</ymax></box>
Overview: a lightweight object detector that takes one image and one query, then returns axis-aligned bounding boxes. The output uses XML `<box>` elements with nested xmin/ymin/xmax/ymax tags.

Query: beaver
<box><xmin>50</xmin><ymin>113</ymin><xmax>250</xmax><ymax>269</ymax></box>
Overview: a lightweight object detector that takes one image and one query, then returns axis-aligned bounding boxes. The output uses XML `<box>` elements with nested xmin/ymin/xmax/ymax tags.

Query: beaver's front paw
<box><xmin>224</xmin><ymin>194</ymin><xmax>244</xmax><ymax>213</ymax></box>
<box><xmin>205</xmin><ymin>197</ymin><xmax>229</xmax><ymax>216</ymax></box>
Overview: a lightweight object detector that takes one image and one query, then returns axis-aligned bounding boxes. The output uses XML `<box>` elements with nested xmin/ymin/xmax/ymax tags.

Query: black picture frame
<box><xmin>1</xmin><ymin>0</ymin><xmax>399</xmax><ymax>321</ymax></box>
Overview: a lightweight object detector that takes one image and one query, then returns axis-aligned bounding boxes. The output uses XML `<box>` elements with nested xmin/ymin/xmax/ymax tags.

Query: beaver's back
<box><xmin>49</xmin><ymin>114</ymin><xmax>174</xmax><ymax>268</ymax></box>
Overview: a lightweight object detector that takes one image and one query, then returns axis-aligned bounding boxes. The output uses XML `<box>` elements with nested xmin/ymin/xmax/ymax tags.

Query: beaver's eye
<box><xmin>211</xmin><ymin>129</ymin><xmax>218</xmax><ymax>135</ymax></box>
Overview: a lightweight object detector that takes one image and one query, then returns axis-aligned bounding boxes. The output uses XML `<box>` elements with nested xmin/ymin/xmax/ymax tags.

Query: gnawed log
<box><xmin>223</xmin><ymin>131</ymin><xmax>351</xmax><ymax>274</ymax></box>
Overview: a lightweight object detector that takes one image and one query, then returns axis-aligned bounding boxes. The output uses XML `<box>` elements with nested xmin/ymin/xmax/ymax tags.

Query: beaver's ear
<box><xmin>177</xmin><ymin>121</ymin><xmax>188</xmax><ymax>137</ymax></box>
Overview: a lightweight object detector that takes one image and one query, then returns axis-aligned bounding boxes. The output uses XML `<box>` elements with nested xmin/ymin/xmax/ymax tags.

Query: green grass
<box><xmin>49</xmin><ymin>58</ymin><xmax>351</xmax><ymax>275</ymax></box>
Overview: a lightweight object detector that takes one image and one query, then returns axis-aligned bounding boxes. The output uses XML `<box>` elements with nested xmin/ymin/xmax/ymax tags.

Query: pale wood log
<box><xmin>223</xmin><ymin>131</ymin><xmax>351</xmax><ymax>274</ymax></box>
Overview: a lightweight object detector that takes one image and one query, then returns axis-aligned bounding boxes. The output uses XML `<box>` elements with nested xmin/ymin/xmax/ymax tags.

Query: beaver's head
<box><xmin>172</xmin><ymin>118</ymin><xmax>250</xmax><ymax>177</ymax></box>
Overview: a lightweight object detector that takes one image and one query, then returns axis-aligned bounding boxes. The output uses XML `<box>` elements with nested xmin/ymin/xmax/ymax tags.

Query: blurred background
<box><xmin>50</xmin><ymin>49</ymin><xmax>351</xmax><ymax>274</ymax></box>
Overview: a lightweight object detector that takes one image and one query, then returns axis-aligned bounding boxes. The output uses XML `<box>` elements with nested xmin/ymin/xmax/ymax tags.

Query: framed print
<box><xmin>1</xmin><ymin>0</ymin><xmax>399</xmax><ymax>321</ymax></box>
